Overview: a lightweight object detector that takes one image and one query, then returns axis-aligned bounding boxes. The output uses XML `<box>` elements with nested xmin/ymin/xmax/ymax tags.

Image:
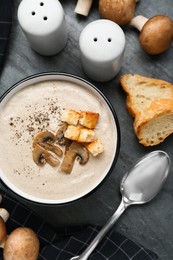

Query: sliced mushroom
<box><xmin>40</xmin><ymin>142</ymin><xmax>63</xmax><ymax>157</ymax></box>
<box><xmin>60</xmin><ymin>150</ymin><xmax>77</xmax><ymax>174</ymax></box>
<box><xmin>33</xmin><ymin>144</ymin><xmax>48</xmax><ymax>166</ymax></box>
<box><xmin>33</xmin><ymin>131</ymin><xmax>55</xmax><ymax>147</ymax></box>
<box><xmin>60</xmin><ymin>141</ymin><xmax>89</xmax><ymax>174</ymax></box>
<box><xmin>32</xmin><ymin>144</ymin><xmax>60</xmax><ymax>167</ymax></box>
<box><xmin>70</xmin><ymin>141</ymin><xmax>89</xmax><ymax>164</ymax></box>
<box><xmin>46</xmin><ymin>155</ymin><xmax>60</xmax><ymax>167</ymax></box>
<box><xmin>64</xmin><ymin>139</ymin><xmax>73</xmax><ymax>153</ymax></box>
<box><xmin>56</xmin><ymin>122</ymin><xmax>68</xmax><ymax>145</ymax></box>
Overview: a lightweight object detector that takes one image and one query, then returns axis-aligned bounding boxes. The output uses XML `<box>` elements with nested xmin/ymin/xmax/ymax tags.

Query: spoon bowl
<box><xmin>121</xmin><ymin>150</ymin><xmax>170</xmax><ymax>205</ymax></box>
<box><xmin>70</xmin><ymin>150</ymin><xmax>170</xmax><ymax>260</ymax></box>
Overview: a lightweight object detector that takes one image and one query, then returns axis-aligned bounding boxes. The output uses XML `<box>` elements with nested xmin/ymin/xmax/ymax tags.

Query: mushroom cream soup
<box><xmin>0</xmin><ymin>79</ymin><xmax>118</xmax><ymax>203</ymax></box>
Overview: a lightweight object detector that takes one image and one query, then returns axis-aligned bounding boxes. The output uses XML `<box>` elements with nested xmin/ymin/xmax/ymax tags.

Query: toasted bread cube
<box><xmin>64</xmin><ymin>125</ymin><xmax>80</xmax><ymax>140</ymax></box>
<box><xmin>77</xmin><ymin>128</ymin><xmax>96</xmax><ymax>142</ymax></box>
<box><xmin>61</xmin><ymin>109</ymin><xmax>80</xmax><ymax>125</ymax></box>
<box><xmin>86</xmin><ymin>139</ymin><xmax>104</xmax><ymax>156</ymax></box>
<box><xmin>79</xmin><ymin>111</ymin><xmax>99</xmax><ymax>129</ymax></box>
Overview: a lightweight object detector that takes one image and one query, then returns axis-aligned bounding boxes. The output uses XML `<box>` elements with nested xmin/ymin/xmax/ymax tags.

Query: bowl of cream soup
<box><xmin>0</xmin><ymin>72</ymin><xmax>120</xmax><ymax>204</ymax></box>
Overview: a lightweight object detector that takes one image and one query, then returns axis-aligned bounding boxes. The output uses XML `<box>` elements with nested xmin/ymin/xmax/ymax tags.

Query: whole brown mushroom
<box><xmin>3</xmin><ymin>227</ymin><xmax>39</xmax><ymax>260</ymax></box>
<box><xmin>0</xmin><ymin>217</ymin><xmax>7</xmax><ymax>248</ymax></box>
<box><xmin>130</xmin><ymin>15</ymin><xmax>173</xmax><ymax>55</ymax></box>
<box><xmin>99</xmin><ymin>0</ymin><xmax>137</xmax><ymax>26</ymax></box>
<box><xmin>0</xmin><ymin>208</ymin><xmax>10</xmax><ymax>248</ymax></box>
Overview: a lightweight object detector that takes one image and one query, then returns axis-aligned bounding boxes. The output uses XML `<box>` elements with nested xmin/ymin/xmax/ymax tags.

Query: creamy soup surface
<box><xmin>0</xmin><ymin>80</ymin><xmax>117</xmax><ymax>203</ymax></box>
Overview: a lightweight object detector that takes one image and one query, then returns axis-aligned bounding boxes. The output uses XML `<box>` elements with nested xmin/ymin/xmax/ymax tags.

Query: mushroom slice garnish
<box><xmin>60</xmin><ymin>150</ymin><xmax>76</xmax><ymax>174</ymax></box>
<box><xmin>32</xmin><ymin>144</ymin><xmax>60</xmax><ymax>167</ymax></box>
<box><xmin>64</xmin><ymin>139</ymin><xmax>73</xmax><ymax>153</ymax></box>
<box><xmin>60</xmin><ymin>141</ymin><xmax>89</xmax><ymax>174</ymax></box>
<box><xmin>33</xmin><ymin>131</ymin><xmax>55</xmax><ymax>147</ymax></box>
<box><xmin>56</xmin><ymin>122</ymin><xmax>68</xmax><ymax>145</ymax></box>
<box><xmin>69</xmin><ymin>141</ymin><xmax>89</xmax><ymax>165</ymax></box>
<box><xmin>33</xmin><ymin>144</ymin><xmax>48</xmax><ymax>166</ymax></box>
<box><xmin>39</xmin><ymin>142</ymin><xmax>63</xmax><ymax>157</ymax></box>
<box><xmin>46</xmin><ymin>154</ymin><xmax>60</xmax><ymax>167</ymax></box>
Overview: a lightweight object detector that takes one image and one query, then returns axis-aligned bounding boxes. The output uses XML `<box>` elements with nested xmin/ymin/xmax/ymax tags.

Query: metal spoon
<box><xmin>70</xmin><ymin>150</ymin><xmax>170</xmax><ymax>260</ymax></box>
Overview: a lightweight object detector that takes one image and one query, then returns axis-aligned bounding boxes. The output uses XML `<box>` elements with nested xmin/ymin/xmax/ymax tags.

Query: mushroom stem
<box><xmin>130</xmin><ymin>15</ymin><xmax>148</xmax><ymax>31</ymax></box>
<box><xmin>0</xmin><ymin>208</ymin><xmax>10</xmax><ymax>223</ymax></box>
<box><xmin>0</xmin><ymin>241</ymin><xmax>5</xmax><ymax>248</ymax></box>
<box><xmin>75</xmin><ymin>0</ymin><xmax>93</xmax><ymax>16</ymax></box>
<box><xmin>60</xmin><ymin>141</ymin><xmax>89</xmax><ymax>174</ymax></box>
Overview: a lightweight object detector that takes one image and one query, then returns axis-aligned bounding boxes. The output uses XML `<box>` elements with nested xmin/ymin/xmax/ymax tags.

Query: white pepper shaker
<box><xmin>79</xmin><ymin>19</ymin><xmax>126</xmax><ymax>82</ymax></box>
<box><xmin>18</xmin><ymin>0</ymin><xmax>68</xmax><ymax>56</ymax></box>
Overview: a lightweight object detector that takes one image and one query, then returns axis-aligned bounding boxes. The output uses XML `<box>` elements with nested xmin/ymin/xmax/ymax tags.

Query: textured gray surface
<box><xmin>0</xmin><ymin>0</ymin><xmax>173</xmax><ymax>259</ymax></box>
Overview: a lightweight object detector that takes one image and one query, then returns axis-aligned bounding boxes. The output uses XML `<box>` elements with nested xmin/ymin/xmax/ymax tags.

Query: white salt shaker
<box><xmin>79</xmin><ymin>19</ymin><xmax>126</xmax><ymax>82</ymax></box>
<box><xmin>18</xmin><ymin>0</ymin><xmax>68</xmax><ymax>56</ymax></box>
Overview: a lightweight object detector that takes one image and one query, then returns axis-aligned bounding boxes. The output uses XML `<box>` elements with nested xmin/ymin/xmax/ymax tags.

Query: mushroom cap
<box><xmin>32</xmin><ymin>144</ymin><xmax>60</xmax><ymax>167</ymax></box>
<box><xmin>69</xmin><ymin>141</ymin><xmax>89</xmax><ymax>165</ymax></box>
<box><xmin>0</xmin><ymin>217</ymin><xmax>6</xmax><ymax>244</ymax></box>
<box><xmin>99</xmin><ymin>0</ymin><xmax>136</xmax><ymax>26</ymax></box>
<box><xmin>3</xmin><ymin>227</ymin><xmax>39</xmax><ymax>260</ymax></box>
<box><xmin>140</xmin><ymin>15</ymin><xmax>173</xmax><ymax>55</ymax></box>
<box><xmin>56</xmin><ymin>122</ymin><xmax>68</xmax><ymax>145</ymax></box>
<box><xmin>32</xmin><ymin>131</ymin><xmax>55</xmax><ymax>147</ymax></box>
<box><xmin>40</xmin><ymin>142</ymin><xmax>63</xmax><ymax>157</ymax></box>
<box><xmin>32</xmin><ymin>144</ymin><xmax>48</xmax><ymax>166</ymax></box>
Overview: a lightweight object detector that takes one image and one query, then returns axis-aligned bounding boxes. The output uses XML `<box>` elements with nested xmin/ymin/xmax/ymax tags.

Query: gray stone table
<box><xmin>0</xmin><ymin>0</ymin><xmax>173</xmax><ymax>259</ymax></box>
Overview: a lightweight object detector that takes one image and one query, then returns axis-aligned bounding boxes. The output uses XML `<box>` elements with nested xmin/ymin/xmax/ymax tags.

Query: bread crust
<box><xmin>79</xmin><ymin>111</ymin><xmax>99</xmax><ymax>129</ymax></box>
<box><xmin>120</xmin><ymin>74</ymin><xmax>173</xmax><ymax>146</ymax></box>
<box><xmin>61</xmin><ymin>109</ymin><xmax>80</xmax><ymax>126</ymax></box>
<box><xmin>86</xmin><ymin>139</ymin><xmax>104</xmax><ymax>156</ymax></box>
<box><xmin>134</xmin><ymin>99</ymin><xmax>173</xmax><ymax>146</ymax></box>
<box><xmin>120</xmin><ymin>74</ymin><xmax>173</xmax><ymax>117</ymax></box>
<box><xmin>77</xmin><ymin>128</ymin><xmax>96</xmax><ymax>143</ymax></box>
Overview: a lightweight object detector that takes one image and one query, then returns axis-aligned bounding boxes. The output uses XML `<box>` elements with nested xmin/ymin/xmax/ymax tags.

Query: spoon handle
<box><xmin>76</xmin><ymin>199</ymin><xmax>128</xmax><ymax>260</ymax></box>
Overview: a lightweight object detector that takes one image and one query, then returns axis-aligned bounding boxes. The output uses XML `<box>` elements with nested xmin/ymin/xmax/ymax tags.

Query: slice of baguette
<box><xmin>134</xmin><ymin>99</ymin><xmax>173</xmax><ymax>146</ymax></box>
<box><xmin>120</xmin><ymin>74</ymin><xmax>173</xmax><ymax>117</ymax></box>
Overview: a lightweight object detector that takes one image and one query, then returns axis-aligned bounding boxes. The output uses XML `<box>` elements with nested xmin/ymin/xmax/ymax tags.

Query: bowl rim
<box><xmin>0</xmin><ymin>71</ymin><xmax>121</xmax><ymax>205</ymax></box>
